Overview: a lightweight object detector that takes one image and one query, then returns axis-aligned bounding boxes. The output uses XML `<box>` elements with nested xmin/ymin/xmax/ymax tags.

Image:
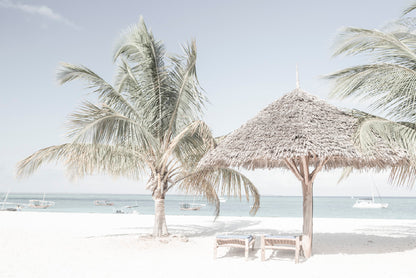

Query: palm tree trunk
<box><xmin>302</xmin><ymin>180</ymin><xmax>313</xmax><ymax>258</ymax></box>
<box><xmin>153</xmin><ymin>196</ymin><xmax>168</xmax><ymax>237</ymax></box>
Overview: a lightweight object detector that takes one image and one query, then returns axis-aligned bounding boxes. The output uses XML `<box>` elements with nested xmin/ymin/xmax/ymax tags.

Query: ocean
<box><xmin>2</xmin><ymin>193</ymin><xmax>416</xmax><ymax>219</ymax></box>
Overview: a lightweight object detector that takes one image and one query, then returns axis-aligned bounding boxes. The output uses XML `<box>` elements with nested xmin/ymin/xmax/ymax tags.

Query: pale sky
<box><xmin>1</xmin><ymin>0</ymin><xmax>415</xmax><ymax>196</ymax></box>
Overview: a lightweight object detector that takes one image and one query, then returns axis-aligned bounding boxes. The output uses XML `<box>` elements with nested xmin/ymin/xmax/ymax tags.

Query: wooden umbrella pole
<box><xmin>284</xmin><ymin>156</ymin><xmax>329</xmax><ymax>258</ymax></box>
<box><xmin>302</xmin><ymin>156</ymin><xmax>329</xmax><ymax>258</ymax></box>
<box><xmin>284</xmin><ymin>157</ymin><xmax>311</xmax><ymax>257</ymax></box>
<box><xmin>299</xmin><ymin>156</ymin><xmax>313</xmax><ymax>258</ymax></box>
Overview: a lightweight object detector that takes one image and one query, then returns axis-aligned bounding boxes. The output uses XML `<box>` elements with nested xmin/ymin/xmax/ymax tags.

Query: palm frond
<box><xmin>177</xmin><ymin>167</ymin><xmax>260</xmax><ymax>216</ymax></box>
<box><xmin>327</xmin><ymin>64</ymin><xmax>416</xmax><ymax>121</ymax></box>
<box><xmin>67</xmin><ymin>101</ymin><xmax>157</xmax><ymax>151</ymax></box>
<box><xmin>165</xmin><ymin>41</ymin><xmax>206</xmax><ymax>140</ymax></box>
<box><xmin>351</xmin><ymin>111</ymin><xmax>416</xmax><ymax>187</ymax></box>
<box><xmin>402</xmin><ymin>3</ymin><xmax>416</xmax><ymax>16</ymax></box>
<box><xmin>337</xmin><ymin>167</ymin><xmax>354</xmax><ymax>183</ymax></box>
<box><xmin>161</xmin><ymin>120</ymin><xmax>215</xmax><ymax>170</ymax></box>
<box><xmin>177</xmin><ymin>174</ymin><xmax>221</xmax><ymax>217</ymax></box>
<box><xmin>57</xmin><ymin>63</ymin><xmax>141</xmax><ymax>121</ymax></box>
<box><xmin>352</xmin><ymin>110</ymin><xmax>416</xmax><ymax>155</ymax></box>
<box><xmin>113</xmin><ymin>17</ymin><xmax>170</xmax><ymax>139</ymax></box>
<box><xmin>331</xmin><ymin>27</ymin><xmax>416</xmax><ymax>66</ymax></box>
<box><xmin>389</xmin><ymin>164</ymin><xmax>416</xmax><ymax>187</ymax></box>
<box><xmin>114</xmin><ymin>59</ymin><xmax>143</xmax><ymax>97</ymax></box>
<box><xmin>16</xmin><ymin>143</ymin><xmax>149</xmax><ymax>181</ymax></box>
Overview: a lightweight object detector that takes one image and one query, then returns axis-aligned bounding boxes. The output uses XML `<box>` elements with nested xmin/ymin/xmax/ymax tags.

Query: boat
<box><xmin>27</xmin><ymin>194</ymin><xmax>55</xmax><ymax>209</ymax></box>
<box><xmin>219</xmin><ymin>197</ymin><xmax>227</xmax><ymax>203</ymax></box>
<box><xmin>353</xmin><ymin>183</ymin><xmax>388</xmax><ymax>209</ymax></box>
<box><xmin>94</xmin><ymin>200</ymin><xmax>114</xmax><ymax>206</ymax></box>
<box><xmin>114</xmin><ymin>205</ymin><xmax>139</xmax><ymax>214</ymax></box>
<box><xmin>180</xmin><ymin>194</ymin><xmax>207</xmax><ymax>211</ymax></box>
<box><xmin>0</xmin><ymin>206</ymin><xmax>22</xmax><ymax>211</ymax></box>
<box><xmin>27</xmin><ymin>193</ymin><xmax>55</xmax><ymax>209</ymax></box>
<box><xmin>0</xmin><ymin>191</ymin><xmax>23</xmax><ymax>211</ymax></box>
<box><xmin>353</xmin><ymin>197</ymin><xmax>388</xmax><ymax>209</ymax></box>
<box><xmin>27</xmin><ymin>199</ymin><xmax>55</xmax><ymax>209</ymax></box>
<box><xmin>179</xmin><ymin>202</ymin><xmax>206</xmax><ymax>211</ymax></box>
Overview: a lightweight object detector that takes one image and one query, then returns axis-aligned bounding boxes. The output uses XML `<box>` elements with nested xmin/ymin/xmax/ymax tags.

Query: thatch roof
<box><xmin>200</xmin><ymin>88</ymin><xmax>409</xmax><ymax>170</ymax></box>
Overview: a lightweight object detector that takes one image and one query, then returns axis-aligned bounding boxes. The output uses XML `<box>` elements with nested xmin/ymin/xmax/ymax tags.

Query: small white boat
<box><xmin>27</xmin><ymin>194</ymin><xmax>55</xmax><ymax>209</ymax></box>
<box><xmin>27</xmin><ymin>199</ymin><xmax>55</xmax><ymax>209</ymax></box>
<box><xmin>179</xmin><ymin>202</ymin><xmax>206</xmax><ymax>211</ymax></box>
<box><xmin>353</xmin><ymin>197</ymin><xmax>388</xmax><ymax>209</ymax></box>
<box><xmin>0</xmin><ymin>206</ymin><xmax>22</xmax><ymax>211</ymax></box>
<box><xmin>219</xmin><ymin>197</ymin><xmax>227</xmax><ymax>203</ymax></box>
<box><xmin>114</xmin><ymin>205</ymin><xmax>139</xmax><ymax>214</ymax></box>
<box><xmin>0</xmin><ymin>191</ymin><xmax>23</xmax><ymax>211</ymax></box>
<box><xmin>353</xmin><ymin>183</ymin><xmax>388</xmax><ymax>209</ymax></box>
<box><xmin>94</xmin><ymin>200</ymin><xmax>114</xmax><ymax>206</ymax></box>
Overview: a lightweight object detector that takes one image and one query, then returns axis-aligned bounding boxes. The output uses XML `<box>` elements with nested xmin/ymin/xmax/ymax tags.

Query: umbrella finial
<box><xmin>296</xmin><ymin>64</ymin><xmax>300</xmax><ymax>89</ymax></box>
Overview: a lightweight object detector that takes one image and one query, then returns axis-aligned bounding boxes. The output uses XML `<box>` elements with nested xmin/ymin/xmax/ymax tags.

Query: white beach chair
<box><xmin>214</xmin><ymin>234</ymin><xmax>255</xmax><ymax>261</ymax></box>
<box><xmin>260</xmin><ymin>234</ymin><xmax>302</xmax><ymax>263</ymax></box>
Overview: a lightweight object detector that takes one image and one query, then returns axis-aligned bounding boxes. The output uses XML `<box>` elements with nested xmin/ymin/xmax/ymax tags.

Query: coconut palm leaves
<box><xmin>327</xmin><ymin>4</ymin><xmax>416</xmax><ymax>186</ymax></box>
<box><xmin>328</xmin><ymin>26</ymin><xmax>416</xmax><ymax>121</ymax></box>
<box><xmin>403</xmin><ymin>3</ymin><xmax>416</xmax><ymax>16</ymax></box>
<box><xmin>17</xmin><ymin>143</ymin><xmax>148</xmax><ymax>181</ymax></box>
<box><xmin>17</xmin><ymin>17</ymin><xmax>259</xmax><ymax>236</ymax></box>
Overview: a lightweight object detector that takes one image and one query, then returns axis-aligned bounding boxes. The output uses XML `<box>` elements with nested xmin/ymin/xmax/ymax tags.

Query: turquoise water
<box><xmin>2</xmin><ymin>193</ymin><xmax>416</xmax><ymax>219</ymax></box>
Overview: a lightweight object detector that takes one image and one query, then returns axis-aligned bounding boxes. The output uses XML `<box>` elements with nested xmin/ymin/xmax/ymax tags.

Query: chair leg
<box><xmin>295</xmin><ymin>237</ymin><xmax>300</xmax><ymax>264</ymax></box>
<box><xmin>261</xmin><ymin>235</ymin><xmax>265</xmax><ymax>261</ymax></box>
<box><xmin>245</xmin><ymin>239</ymin><xmax>249</xmax><ymax>260</ymax></box>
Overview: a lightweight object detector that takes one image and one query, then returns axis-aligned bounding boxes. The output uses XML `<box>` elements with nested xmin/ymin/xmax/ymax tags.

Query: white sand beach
<box><xmin>0</xmin><ymin>212</ymin><xmax>415</xmax><ymax>278</ymax></box>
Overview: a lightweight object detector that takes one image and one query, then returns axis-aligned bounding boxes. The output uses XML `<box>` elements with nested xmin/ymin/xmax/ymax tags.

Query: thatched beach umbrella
<box><xmin>199</xmin><ymin>86</ymin><xmax>409</xmax><ymax>258</ymax></box>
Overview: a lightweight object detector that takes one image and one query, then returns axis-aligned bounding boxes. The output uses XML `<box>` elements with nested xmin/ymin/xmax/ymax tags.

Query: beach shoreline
<box><xmin>1</xmin><ymin>212</ymin><xmax>415</xmax><ymax>277</ymax></box>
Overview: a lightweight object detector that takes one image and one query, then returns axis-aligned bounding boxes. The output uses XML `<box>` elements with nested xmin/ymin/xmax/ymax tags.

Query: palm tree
<box><xmin>326</xmin><ymin>4</ymin><xmax>416</xmax><ymax>186</ymax></box>
<box><xmin>17</xmin><ymin>18</ymin><xmax>260</xmax><ymax>237</ymax></box>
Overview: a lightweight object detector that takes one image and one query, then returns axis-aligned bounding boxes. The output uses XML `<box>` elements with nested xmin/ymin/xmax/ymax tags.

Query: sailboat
<box><xmin>27</xmin><ymin>193</ymin><xmax>55</xmax><ymax>209</ymax></box>
<box><xmin>0</xmin><ymin>191</ymin><xmax>22</xmax><ymax>211</ymax></box>
<box><xmin>179</xmin><ymin>195</ymin><xmax>206</xmax><ymax>211</ymax></box>
<box><xmin>353</xmin><ymin>184</ymin><xmax>388</xmax><ymax>209</ymax></box>
<box><xmin>179</xmin><ymin>202</ymin><xmax>206</xmax><ymax>210</ymax></box>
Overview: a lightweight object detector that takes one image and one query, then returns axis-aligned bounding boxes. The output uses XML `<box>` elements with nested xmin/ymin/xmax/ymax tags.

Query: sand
<box><xmin>0</xmin><ymin>211</ymin><xmax>415</xmax><ymax>278</ymax></box>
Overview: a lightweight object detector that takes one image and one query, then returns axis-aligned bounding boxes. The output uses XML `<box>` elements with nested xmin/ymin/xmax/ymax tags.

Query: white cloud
<box><xmin>0</xmin><ymin>0</ymin><xmax>79</xmax><ymax>29</ymax></box>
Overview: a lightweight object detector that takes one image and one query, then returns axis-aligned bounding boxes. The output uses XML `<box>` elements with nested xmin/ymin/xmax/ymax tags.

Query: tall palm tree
<box><xmin>326</xmin><ymin>4</ymin><xmax>416</xmax><ymax>186</ymax></box>
<box><xmin>17</xmin><ymin>18</ymin><xmax>260</xmax><ymax>237</ymax></box>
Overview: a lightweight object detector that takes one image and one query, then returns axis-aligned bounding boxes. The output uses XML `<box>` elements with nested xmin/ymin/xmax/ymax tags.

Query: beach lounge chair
<box><xmin>260</xmin><ymin>235</ymin><xmax>302</xmax><ymax>263</ymax></box>
<box><xmin>214</xmin><ymin>234</ymin><xmax>255</xmax><ymax>260</ymax></box>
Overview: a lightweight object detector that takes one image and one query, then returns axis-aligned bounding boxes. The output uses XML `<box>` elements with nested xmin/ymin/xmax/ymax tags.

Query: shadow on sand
<box><xmin>92</xmin><ymin>218</ymin><xmax>416</xmax><ymax>257</ymax></box>
<box><xmin>169</xmin><ymin>219</ymin><xmax>416</xmax><ymax>256</ymax></box>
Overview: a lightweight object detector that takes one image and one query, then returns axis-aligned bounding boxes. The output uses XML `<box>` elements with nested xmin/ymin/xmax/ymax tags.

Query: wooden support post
<box><xmin>284</xmin><ymin>156</ymin><xmax>329</xmax><ymax>259</ymax></box>
<box><xmin>295</xmin><ymin>236</ymin><xmax>300</xmax><ymax>264</ymax></box>
<box><xmin>302</xmin><ymin>180</ymin><xmax>313</xmax><ymax>258</ymax></box>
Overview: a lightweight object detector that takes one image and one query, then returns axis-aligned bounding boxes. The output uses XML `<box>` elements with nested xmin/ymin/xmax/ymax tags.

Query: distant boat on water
<box><xmin>0</xmin><ymin>191</ymin><xmax>23</xmax><ymax>211</ymax></box>
<box><xmin>94</xmin><ymin>200</ymin><xmax>114</xmax><ymax>206</ymax></box>
<box><xmin>352</xmin><ymin>184</ymin><xmax>388</xmax><ymax>209</ymax></box>
<box><xmin>179</xmin><ymin>202</ymin><xmax>206</xmax><ymax>211</ymax></box>
<box><xmin>353</xmin><ymin>197</ymin><xmax>388</xmax><ymax>209</ymax></box>
<box><xmin>27</xmin><ymin>194</ymin><xmax>55</xmax><ymax>209</ymax></box>
<box><xmin>219</xmin><ymin>197</ymin><xmax>227</xmax><ymax>203</ymax></box>
<box><xmin>114</xmin><ymin>205</ymin><xmax>139</xmax><ymax>214</ymax></box>
<box><xmin>180</xmin><ymin>194</ymin><xmax>207</xmax><ymax>211</ymax></box>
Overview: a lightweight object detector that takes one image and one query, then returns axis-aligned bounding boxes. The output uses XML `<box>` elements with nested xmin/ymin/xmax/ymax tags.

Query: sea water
<box><xmin>2</xmin><ymin>193</ymin><xmax>416</xmax><ymax>219</ymax></box>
